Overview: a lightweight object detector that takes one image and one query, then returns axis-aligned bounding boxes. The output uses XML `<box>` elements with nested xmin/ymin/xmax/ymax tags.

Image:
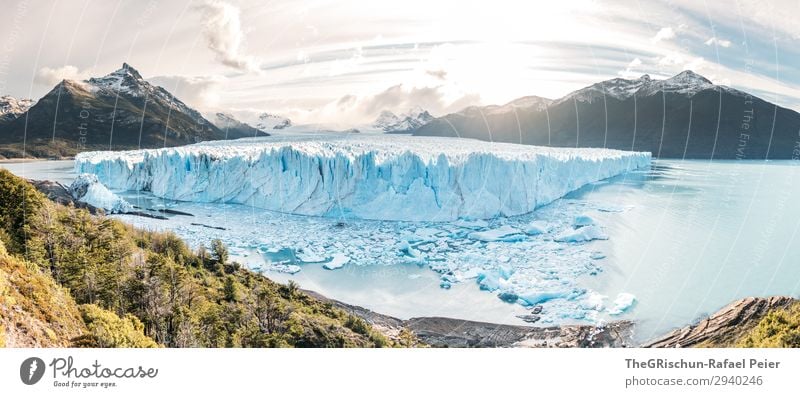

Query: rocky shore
<box><xmin>305</xmin><ymin>290</ymin><xmax>634</xmax><ymax>348</ymax></box>
<box><xmin>643</xmin><ymin>296</ymin><xmax>797</xmax><ymax>348</ymax></box>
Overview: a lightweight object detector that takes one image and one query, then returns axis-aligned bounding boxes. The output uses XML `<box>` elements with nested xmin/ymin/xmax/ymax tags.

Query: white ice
<box><xmin>555</xmin><ymin>225</ymin><xmax>609</xmax><ymax>242</ymax></box>
<box><xmin>323</xmin><ymin>253</ymin><xmax>350</xmax><ymax>270</ymax></box>
<box><xmin>68</xmin><ymin>173</ymin><xmax>133</xmax><ymax>214</ymax></box>
<box><xmin>609</xmin><ymin>293</ymin><xmax>637</xmax><ymax>315</ymax></box>
<box><xmin>75</xmin><ymin>133</ymin><xmax>651</xmax><ymax>222</ymax></box>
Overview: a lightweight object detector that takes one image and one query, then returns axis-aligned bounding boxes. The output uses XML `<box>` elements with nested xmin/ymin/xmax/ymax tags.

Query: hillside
<box><xmin>0</xmin><ymin>64</ymin><xmax>227</xmax><ymax>159</ymax></box>
<box><xmin>644</xmin><ymin>296</ymin><xmax>800</xmax><ymax>348</ymax></box>
<box><xmin>0</xmin><ymin>169</ymin><xmax>412</xmax><ymax>347</ymax></box>
<box><xmin>415</xmin><ymin>71</ymin><xmax>800</xmax><ymax>159</ymax></box>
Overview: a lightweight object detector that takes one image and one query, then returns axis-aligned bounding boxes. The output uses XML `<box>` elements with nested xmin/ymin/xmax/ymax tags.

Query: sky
<box><xmin>0</xmin><ymin>0</ymin><xmax>799</xmax><ymax>126</ymax></box>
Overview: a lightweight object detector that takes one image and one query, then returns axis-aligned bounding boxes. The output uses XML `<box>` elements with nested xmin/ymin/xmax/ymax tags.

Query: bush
<box><xmin>737</xmin><ymin>303</ymin><xmax>800</xmax><ymax>347</ymax></box>
<box><xmin>75</xmin><ymin>304</ymin><xmax>159</xmax><ymax>348</ymax></box>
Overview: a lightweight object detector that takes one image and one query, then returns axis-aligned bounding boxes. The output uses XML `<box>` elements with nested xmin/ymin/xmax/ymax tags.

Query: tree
<box><xmin>286</xmin><ymin>280</ymin><xmax>299</xmax><ymax>300</ymax></box>
<box><xmin>223</xmin><ymin>275</ymin><xmax>238</xmax><ymax>302</ymax></box>
<box><xmin>210</xmin><ymin>239</ymin><xmax>228</xmax><ymax>265</ymax></box>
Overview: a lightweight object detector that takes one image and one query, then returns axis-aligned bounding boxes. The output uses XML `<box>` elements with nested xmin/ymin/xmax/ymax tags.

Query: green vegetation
<box><xmin>74</xmin><ymin>304</ymin><xmax>159</xmax><ymax>348</ymax></box>
<box><xmin>736</xmin><ymin>303</ymin><xmax>800</xmax><ymax>348</ymax></box>
<box><xmin>0</xmin><ymin>239</ymin><xmax>86</xmax><ymax>347</ymax></box>
<box><xmin>0</xmin><ymin>169</ymin><xmax>406</xmax><ymax>347</ymax></box>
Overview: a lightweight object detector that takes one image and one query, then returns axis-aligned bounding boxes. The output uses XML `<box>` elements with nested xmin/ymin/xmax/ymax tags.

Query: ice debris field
<box><xmin>75</xmin><ymin>133</ymin><xmax>650</xmax><ymax>324</ymax></box>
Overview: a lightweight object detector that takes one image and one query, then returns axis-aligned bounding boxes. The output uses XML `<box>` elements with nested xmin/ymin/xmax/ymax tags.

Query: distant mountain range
<box><xmin>254</xmin><ymin>113</ymin><xmax>292</xmax><ymax>131</ymax></box>
<box><xmin>415</xmin><ymin>71</ymin><xmax>800</xmax><ymax>159</ymax></box>
<box><xmin>210</xmin><ymin>112</ymin><xmax>268</xmax><ymax>139</ymax></box>
<box><xmin>373</xmin><ymin>107</ymin><xmax>434</xmax><ymax>133</ymax></box>
<box><xmin>0</xmin><ymin>64</ymin><xmax>283</xmax><ymax>159</ymax></box>
<box><xmin>0</xmin><ymin>96</ymin><xmax>35</xmax><ymax>123</ymax></box>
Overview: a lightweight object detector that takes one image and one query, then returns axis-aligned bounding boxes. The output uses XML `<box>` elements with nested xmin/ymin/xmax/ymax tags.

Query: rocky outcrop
<box><xmin>28</xmin><ymin>179</ymin><xmax>100</xmax><ymax>213</ymax></box>
<box><xmin>405</xmin><ymin>317</ymin><xmax>633</xmax><ymax>348</ymax></box>
<box><xmin>305</xmin><ymin>289</ymin><xmax>634</xmax><ymax>347</ymax></box>
<box><xmin>643</xmin><ymin>296</ymin><xmax>797</xmax><ymax>348</ymax></box>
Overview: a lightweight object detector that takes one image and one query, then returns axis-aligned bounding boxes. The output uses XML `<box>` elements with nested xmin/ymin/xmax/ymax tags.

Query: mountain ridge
<box><xmin>0</xmin><ymin>63</ymin><xmax>226</xmax><ymax>158</ymax></box>
<box><xmin>414</xmin><ymin>70</ymin><xmax>800</xmax><ymax>159</ymax></box>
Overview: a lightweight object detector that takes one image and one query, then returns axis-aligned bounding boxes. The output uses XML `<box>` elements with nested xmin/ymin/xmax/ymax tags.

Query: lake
<box><xmin>3</xmin><ymin>158</ymin><xmax>799</xmax><ymax>343</ymax></box>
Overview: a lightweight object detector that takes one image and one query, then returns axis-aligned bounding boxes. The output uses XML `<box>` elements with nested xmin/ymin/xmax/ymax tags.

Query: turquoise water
<box><xmin>4</xmin><ymin>159</ymin><xmax>800</xmax><ymax>343</ymax></box>
<box><xmin>572</xmin><ymin>160</ymin><xmax>800</xmax><ymax>342</ymax></box>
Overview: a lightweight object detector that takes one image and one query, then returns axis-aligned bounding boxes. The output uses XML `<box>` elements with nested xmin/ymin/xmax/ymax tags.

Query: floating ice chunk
<box><xmin>555</xmin><ymin>226</ymin><xmax>608</xmax><ymax>242</ymax></box>
<box><xmin>454</xmin><ymin>268</ymin><xmax>481</xmax><ymax>281</ymax></box>
<box><xmin>296</xmin><ymin>248</ymin><xmax>327</xmax><ymax>263</ymax></box>
<box><xmin>590</xmin><ymin>251</ymin><xmax>606</xmax><ymax>260</ymax></box>
<box><xmin>573</xmin><ymin>214</ymin><xmax>595</xmax><ymax>227</ymax></box>
<box><xmin>468</xmin><ymin>225</ymin><xmax>525</xmax><ymax>242</ymax></box>
<box><xmin>524</xmin><ymin>221</ymin><xmax>550</xmax><ymax>235</ymax></box>
<box><xmin>498</xmin><ymin>291</ymin><xmax>520</xmax><ymax>303</ymax></box>
<box><xmin>518</xmin><ymin>291</ymin><xmax>568</xmax><ymax>306</ymax></box>
<box><xmin>68</xmin><ymin>173</ymin><xmax>134</xmax><ymax>214</ymax></box>
<box><xmin>608</xmin><ymin>293</ymin><xmax>637</xmax><ymax>315</ymax></box>
<box><xmin>476</xmin><ymin>270</ymin><xmax>511</xmax><ymax>291</ymax></box>
<box><xmin>580</xmin><ymin>291</ymin><xmax>607</xmax><ymax>311</ymax></box>
<box><xmin>322</xmin><ymin>253</ymin><xmax>350</xmax><ymax>270</ymax></box>
<box><xmin>271</xmin><ymin>263</ymin><xmax>302</xmax><ymax>274</ymax></box>
<box><xmin>453</xmin><ymin>218</ymin><xmax>490</xmax><ymax>229</ymax></box>
<box><xmin>399</xmin><ymin>242</ymin><xmax>422</xmax><ymax>258</ymax></box>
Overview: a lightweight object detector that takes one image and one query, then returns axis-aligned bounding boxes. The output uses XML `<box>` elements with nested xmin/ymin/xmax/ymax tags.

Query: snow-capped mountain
<box><xmin>0</xmin><ymin>63</ymin><xmax>226</xmax><ymax>158</ymax></box>
<box><xmin>555</xmin><ymin>70</ymin><xmax>717</xmax><ymax>105</ymax></box>
<box><xmin>255</xmin><ymin>113</ymin><xmax>291</xmax><ymax>131</ymax></box>
<box><xmin>495</xmin><ymin>95</ymin><xmax>553</xmax><ymax>112</ymax></box>
<box><xmin>0</xmin><ymin>96</ymin><xmax>35</xmax><ymax>123</ymax></box>
<box><xmin>210</xmin><ymin>112</ymin><xmax>267</xmax><ymax>138</ymax></box>
<box><xmin>454</xmin><ymin>96</ymin><xmax>553</xmax><ymax>118</ymax></box>
<box><xmin>372</xmin><ymin>107</ymin><xmax>434</xmax><ymax>133</ymax></box>
<box><xmin>415</xmin><ymin>70</ymin><xmax>800</xmax><ymax>159</ymax></box>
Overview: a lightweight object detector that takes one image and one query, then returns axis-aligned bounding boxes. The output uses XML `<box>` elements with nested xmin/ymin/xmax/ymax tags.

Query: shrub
<box><xmin>75</xmin><ymin>304</ymin><xmax>159</xmax><ymax>348</ymax></box>
<box><xmin>737</xmin><ymin>303</ymin><xmax>800</xmax><ymax>347</ymax></box>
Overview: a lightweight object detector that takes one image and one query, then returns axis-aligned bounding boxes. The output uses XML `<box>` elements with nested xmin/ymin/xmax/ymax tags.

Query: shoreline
<box><xmin>22</xmin><ymin>174</ymin><xmax>794</xmax><ymax>348</ymax></box>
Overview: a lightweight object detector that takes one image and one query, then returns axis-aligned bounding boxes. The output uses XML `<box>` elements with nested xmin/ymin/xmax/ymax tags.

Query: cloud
<box><xmin>618</xmin><ymin>58</ymin><xmax>643</xmax><ymax>79</ymax></box>
<box><xmin>652</xmin><ymin>27</ymin><xmax>675</xmax><ymax>43</ymax></box>
<box><xmin>704</xmin><ymin>37</ymin><xmax>732</xmax><ymax>48</ymax></box>
<box><xmin>193</xmin><ymin>1</ymin><xmax>259</xmax><ymax>72</ymax></box>
<box><xmin>425</xmin><ymin>69</ymin><xmax>448</xmax><ymax>81</ymax></box>
<box><xmin>149</xmin><ymin>74</ymin><xmax>226</xmax><ymax>109</ymax></box>
<box><xmin>285</xmin><ymin>84</ymin><xmax>481</xmax><ymax>127</ymax></box>
<box><xmin>35</xmin><ymin>65</ymin><xmax>91</xmax><ymax>85</ymax></box>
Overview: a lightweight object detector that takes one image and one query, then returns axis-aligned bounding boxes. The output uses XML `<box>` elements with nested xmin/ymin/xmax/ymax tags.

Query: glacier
<box><xmin>68</xmin><ymin>173</ymin><xmax>134</xmax><ymax>214</ymax></box>
<box><xmin>75</xmin><ymin>133</ymin><xmax>651</xmax><ymax>222</ymax></box>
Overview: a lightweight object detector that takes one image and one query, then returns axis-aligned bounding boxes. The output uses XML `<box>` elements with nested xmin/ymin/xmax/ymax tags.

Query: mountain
<box><xmin>0</xmin><ymin>63</ymin><xmax>226</xmax><ymax>158</ymax></box>
<box><xmin>255</xmin><ymin>113</ymin><xmax>291</xmax><ymax>131</ymax></box>
<box><xmin>210</xmin><ymin>112</ymin><xmax>268</xmax><ymax>138</ymax></box>
<box><xmin>373</xmin><ymin>107</ymin><xmax>434</xmax><ymax>133</ymax></box>
<box><xmin>0</xmin><ymin>96</ymin><xmax>35</xmax><ymax>123</ymax></box>
<box><xmin>414</xmin><ymin>71</ymin><xmax>800</xmax><ymax>159</ymax></box>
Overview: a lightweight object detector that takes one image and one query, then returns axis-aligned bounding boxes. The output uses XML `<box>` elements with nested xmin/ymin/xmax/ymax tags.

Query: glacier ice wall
<box><xmin>74</xmin><ymin>134</ymin><xmax>651</xmax><ymax>221</ymax></box>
